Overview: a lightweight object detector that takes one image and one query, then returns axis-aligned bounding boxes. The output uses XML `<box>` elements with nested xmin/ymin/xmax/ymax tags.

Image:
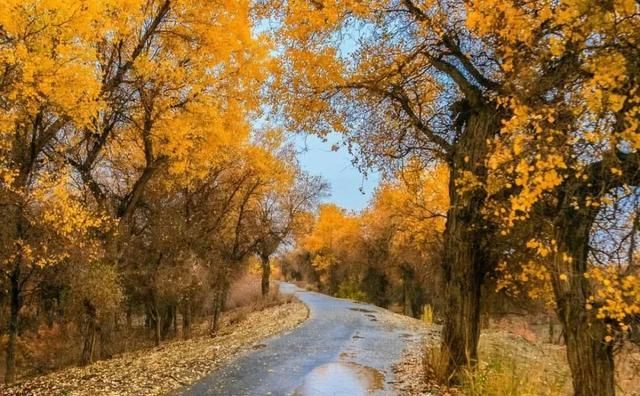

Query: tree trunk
<box><xmin>5</xmin><ymin>265</ymin><xmax>22</xmax><ymax>384</ymax></box>
<box><xmin>212</xmin><ymin>266</ymin><xmax>230</xmax><ymax>333</ymax></box>
<box><xmin>126</xmin><ymin>306</ymin><xmax>132</xmax><ymax>330</ymax></box>
<box><xmin>402</xmin><ymin>266</ymin><xmax>415</xmax><ymax>317</ymax></box>
<box><xmin>152</xmin><ymin>306</ymin><xmax>161</xmax><ymax>347</ymax></box>
<box><xmin>161</xmin><ymin>305</ymin><xmax>173</xmax><ymax>340</ymax></box>
<box><xmin>560</xmin><ymin>300</ymin><xmax>615</xmax><ymax>396</ymax></box>
<box><xmin>173</xmin><ymin>305</ymin><xmax>178</xmax><ymax>335</ymax></box>
<box><xmin>212</xmin><ymin>285</ymin><xmax>226</xmax><ymax>333</ymax></box>
<box><xmin>80</xmin><ymin>300</ymin><xmax>98</xmax><ymax>365</ymax></box>
<box><xmin>548</xmin><ymin>314</ymin><xmax>555</xmax><ymax>344</ymax></box>
<box><xmin>439</xmin><ymin>103</ymin><xmax>497</xmax><ymax>381</ymax></box>
<box><xmin>261</xmin><ymin>254</ymin><xmax>271</xmax><ymax>297</ymax></box>
<box><xmin>5</xmin><ymin>207</ymin><xmax>26</xmax><ymax>385</ymax></box>
<box><xmin>440</xmin><ymin>230</ymin><xmax>484</xmax><ymax>377</ymax></box>
<box><xmin>552</xmin><ymin>207</ymin><xmax>616</xmax><ymax>396</ymax></box>
<box><xmin>182</xmin><ymin>300</ymin><xmax>192</xmax><ymax>339</ymax></box>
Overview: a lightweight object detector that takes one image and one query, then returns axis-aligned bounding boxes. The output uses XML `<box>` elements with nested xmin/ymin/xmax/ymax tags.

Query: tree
<box><xmin>0</xmin><ymin>0</ymin><xmax>108</xmax><ymax>381</ymax></box>
<box><xmin>365</xmin><ymin>162</ymin><xmax>448</xmax><ymax>315</ymax></box>
<box><xmin>302</xmin><ymin>204</ymin><xmax>363</xmax><ymax>294</ymax></box>
<box><xmin>475</xmin><ymin>1</ymin><xmax>640</xmax><ymax>393</ymax></box>
<box><xmin>266</xmin><ymin>1</ymin><xmax>640</xmax><ymax>389</ymax></box>
<box><xmin>1</xmin><ymin>0</ymin><xmax>270</xmax><ymax>382</ymax></box>
<box><xmin>267</xmin><ymin>0</ymin><xmax>506</xmax><ymax>378</ymax></box>
<box><xmin>254</xmin><ymin>171</ymin><xmax>328</xmax><ymax>296</ymax></box>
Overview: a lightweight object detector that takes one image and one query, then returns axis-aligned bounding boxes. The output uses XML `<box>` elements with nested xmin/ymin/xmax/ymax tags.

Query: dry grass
<box><xmin>460</xmin><ymin>332</ymin><xmax>569</xmax><ymax>396</ymax></box>
<box><xmin>414</xmin><ymin>332</ymin><xmax>569</xmax><ymax>396</ymax></box>
<box><xmin>224</xmin><ymin>275</ymin><xmax>294</xmax><ymax>325</ymax></box>
<box><xmin>291</xmin><ymin>279</ymin><xmax>319</xmax><ymax>292</ymax></box>
<box><xmin>225</xmin><ymin>274</ymin><xmax>267</xmax><ymax>309</ymax></box>
<box><xmin>422</xmin><ymin>344</ymin><xmax>453</xmax><ymax>387</ymax></box>
<box><xmin>405</xmin><ymin>326</ymin><xmax>640</xmax><ymax>396</ymax></box>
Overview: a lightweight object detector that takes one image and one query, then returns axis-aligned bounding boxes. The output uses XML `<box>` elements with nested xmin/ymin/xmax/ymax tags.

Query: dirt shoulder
<box><xmin>0</xmin><ymin>301</ymin><xmax>308</xmax><ymax>396</ymax></box>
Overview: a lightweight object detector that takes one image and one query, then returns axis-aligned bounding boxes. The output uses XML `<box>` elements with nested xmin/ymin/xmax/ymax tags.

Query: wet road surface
<box><xmin>180</xmin><ymin>283</ymin><xmax>421</xmax><ymax>395</ymax></box>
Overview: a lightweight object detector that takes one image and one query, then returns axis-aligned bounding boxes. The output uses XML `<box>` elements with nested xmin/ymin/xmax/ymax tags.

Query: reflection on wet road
<box><xmin>180</xmin><ymin>283</ymin><xmax>420</xmax><ymax>395</ymax></box>
<box><xmin>293</xmin><ymin>362</ymin><xmax>384</xmax><ymax>395</ymax></box>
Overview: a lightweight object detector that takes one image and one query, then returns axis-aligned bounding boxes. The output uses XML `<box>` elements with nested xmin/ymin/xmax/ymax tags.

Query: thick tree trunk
<box><xmin>553</xmin><ymin>208</ymin><xmax>616</xmax><ymax>396</ymax></box>
<box><xmin>560</xmin><ymin>300</ymin><xmax>615</xmax><ymax>396</ymax></box>
<box><xmin>260</xmin><ymin>254</ymin><xmax>271</xmax><ymax>297</ymax></box>
<box><xmin>440</xmin><ymin>223</ymin><xmax>484</xmax><ymax>376</ymax></box>
<box><xmin>5</xmin><ymin>266</ymin><xmax>22</xmax><ymax>384</ymax></box>
<box><xmin>439</xmin><ymin>104</ymin><xmax>497</xmax><ymax>381</ymax></box>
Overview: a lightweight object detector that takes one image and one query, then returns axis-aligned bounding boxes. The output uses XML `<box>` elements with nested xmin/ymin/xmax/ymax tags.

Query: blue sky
<box><xmin>294</xmin><ymin>133</ymin><xmax>379</xmax><ymax>212</ymax></box>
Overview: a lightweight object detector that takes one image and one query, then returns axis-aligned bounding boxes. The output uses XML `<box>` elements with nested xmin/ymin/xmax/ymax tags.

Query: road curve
<box><xmin>179</xmin><ymin>283</ymin><xmax>422</xmax><ymax>396</ymax></box>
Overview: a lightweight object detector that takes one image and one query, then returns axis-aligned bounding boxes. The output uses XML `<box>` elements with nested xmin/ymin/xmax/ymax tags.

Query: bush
<box><xmin>421</xmin><ymin>305</ymin><xmax>434</xmax><ymax>325</ymax></box>
<box><xmin>336</xmin><ymin>280</ymin><xmax>367</xmax><ymax>302</ymax></box>
<box><xmin>422</xmin><ymin>344</ymin><xmax>454</xmax><ymax>386</ymax></box>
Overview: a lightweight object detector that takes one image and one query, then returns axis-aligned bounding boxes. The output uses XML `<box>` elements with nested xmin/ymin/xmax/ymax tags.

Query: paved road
<box><xmin>180</xmin><ymin>283</ymin><xmax>422</xmax><ymax>395</ymax></box>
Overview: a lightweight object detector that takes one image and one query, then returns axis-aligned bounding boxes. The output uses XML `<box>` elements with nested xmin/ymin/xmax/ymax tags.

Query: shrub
<box><xmin>336</xmin><ymin>280</ymin><xmax>367</xmax><ymax>302</ymax></box>
<box><xmin>421</xmin><ymin>305</ymin><xmax>434</xmax><ymax>325</ymax></box>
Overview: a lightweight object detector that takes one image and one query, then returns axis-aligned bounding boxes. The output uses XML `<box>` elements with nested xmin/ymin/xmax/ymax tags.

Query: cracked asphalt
<box><xmin>179</xmin><ymin>283</ymin><xmax>422</xmax><ymax>396</ymax></box>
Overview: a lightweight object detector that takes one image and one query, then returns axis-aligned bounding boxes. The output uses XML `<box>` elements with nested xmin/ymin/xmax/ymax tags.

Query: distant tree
<box><xmin>254</xmin><ymin>172</ymin><xmax>328</xmax><ymax>296</ymax></box>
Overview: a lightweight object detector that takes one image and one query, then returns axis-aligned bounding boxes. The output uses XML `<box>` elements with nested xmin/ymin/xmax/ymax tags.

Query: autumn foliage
<box><xmin>1</xmin><ymin>1</ymin><xmax>640</xmax><ymax>395</ymax></box>
<box><xmin>0</xmin><ymin>0</ymin><xmax>322</xmax><ymax>384</ymax></box>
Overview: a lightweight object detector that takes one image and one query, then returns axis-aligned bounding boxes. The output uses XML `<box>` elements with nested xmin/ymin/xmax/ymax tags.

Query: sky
<box><xmin>293</xmin><ymin>133</ymin><xmax>379</xmax><ymax>212</ymax></box>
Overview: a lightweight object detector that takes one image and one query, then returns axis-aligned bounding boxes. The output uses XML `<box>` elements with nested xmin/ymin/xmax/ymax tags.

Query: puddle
<box><xmin>349</xmin><ymin>308</ymin><xmax>375</xmax><ymax>313</ymax></box>
<box><xmin>294</xmin><ymin>362</ymin><xmax>384</xmax><ymax>395</ymax></box>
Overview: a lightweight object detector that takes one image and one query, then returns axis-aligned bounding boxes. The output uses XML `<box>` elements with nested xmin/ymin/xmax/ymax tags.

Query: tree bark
<box><xmin>552</xmin><ymin>207</ymin><xmax>615</xmax><ymax>396</ymax></box>
<box><xmin>260</xmin><ymin>254</ymin><xmax>271</xmax><ymax>297</ymax></box>
<box><xmin>440</xmin><ymin>103</ymin><xmax>497</xmax><ymax>381</ymax></box>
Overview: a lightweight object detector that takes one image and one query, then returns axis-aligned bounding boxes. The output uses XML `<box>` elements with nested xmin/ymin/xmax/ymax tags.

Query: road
<box><xmin>179</xmin><ymin>283</ymin><xmax>423</xmax><ymax>395</ymax></box>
